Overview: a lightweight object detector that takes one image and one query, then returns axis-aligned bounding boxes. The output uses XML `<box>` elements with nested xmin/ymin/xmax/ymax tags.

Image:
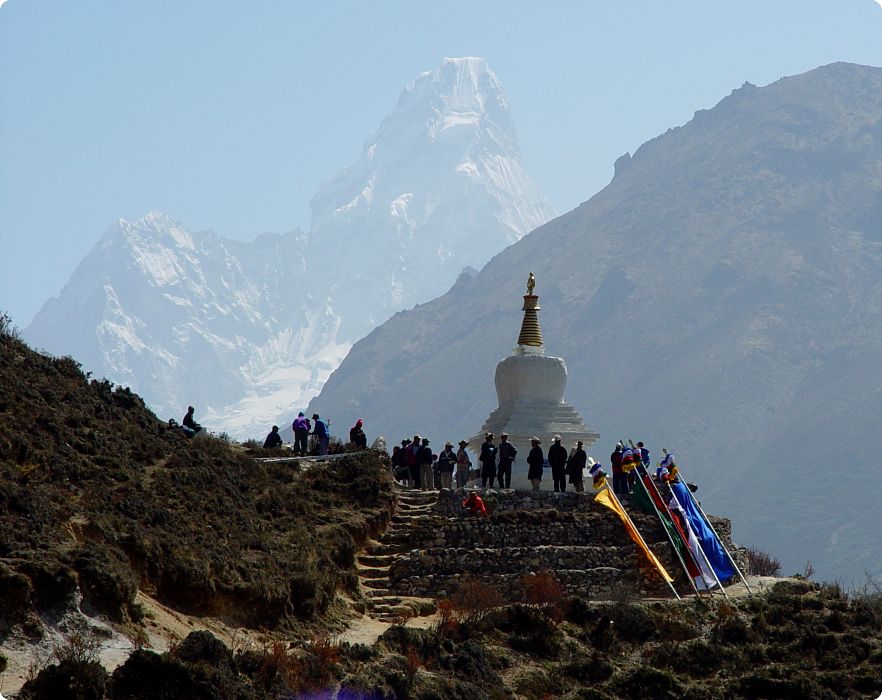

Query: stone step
<box><xmin>366</xmin><ymin>544</ymin><xmax>411</xmax><ymax>556</ymax></box>
<box><xmin>361</xmin><ymin>577</ymin><xmax>391</xmax><ymax>588</ymax></box>
<box><xmin>363</xmin><ymin>588</ymin><xmax>395</xmax><ymax>598</ymax></box>
<box><xmin>398</xmin><ymin>501</ymin><xmax>433</xmax><ymax>511</ymax></box>
<box><xmin>356</xmin><ymin>565</ymin><xmax>391</xmax><ymax>577</ymax></box>
<box><xmin>357</xmin><ymin>554</ymin><xmax>396</xmax><ymax>567</ymax></box>
<box><xmin>391</xmin><ymin>513</ymin><xmax>433</xmax><ymax>523</ymax></box>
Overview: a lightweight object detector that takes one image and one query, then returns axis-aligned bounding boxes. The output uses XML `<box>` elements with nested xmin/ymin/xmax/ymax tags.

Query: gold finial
<box><xmin>517</xmin><ymin>273</ymin><xmax>543</xmax><ymax>348</ymax></box>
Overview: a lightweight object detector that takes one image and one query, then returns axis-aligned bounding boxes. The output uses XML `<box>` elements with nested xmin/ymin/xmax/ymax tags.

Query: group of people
<box><xmin>390</xmin><ymin>435</ymin><xmax>468</xmax><ymax>491</ymax></box>
<box><xmin>286</xmin><ymin>412</ymin><xmax>331</xmax><ymax>455</ymax></box>
<box><xmin>609</xmin><ymin>441</ymin><xmax>651</xmax><ymax>498</ymax></box>
<box><xmin>263</xmin><ymin>413</ymin><xmax>367</xmax><ymax>455</ymax></box>
<box><xmin>390</xmin><ymin>431</ymin><xmax>598</xmax><ymax>493</ymax></box>
<box><xmin>184</xmin><ymin>404</ymin><xmax>661</xmax><ymax>498</ymax></box>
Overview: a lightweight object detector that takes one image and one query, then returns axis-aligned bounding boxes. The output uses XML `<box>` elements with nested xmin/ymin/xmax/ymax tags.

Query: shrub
<box><xmin>0</xmin><ymin>311</ymin><xmax>20</xmax><ymax>340</ymax></box>
<box><xmin>18</xmin><ymin>660</ymin><xmax>108</xmax><ymax>700</ymax></box>
<box><xmin>300</xmin><ymin>634</ymin><xmax>341</xmax><ymax>690</ymax></box>
<box><xmin>435</xmin><ymin>577</ymin><xmax>503</xmax><ymax>637</ymax></box>
<box><xmin>746</xmin><ymin>546</ymin><xmax>781</xmax><ymax>576</ymax></box>
<box><xmin>521</xmin><ymin>570</ymin><xmax>565</xmax><ymax>621</ymax></box>
<box><xmin>255</xmin><ymin>640</ymin><xmax>300</xmax><ymax>691</ymax></box>
<box><xmin>615</xmin><ymin>666</ymin><xmax>683</xmax><ymax>699</ymax></box>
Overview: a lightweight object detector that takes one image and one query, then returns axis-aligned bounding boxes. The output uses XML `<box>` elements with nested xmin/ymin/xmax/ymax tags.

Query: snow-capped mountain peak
<box><xmin>26</xmin><ymin>58</ymin><xmax>553</xmax><ymax>439</ymax></box>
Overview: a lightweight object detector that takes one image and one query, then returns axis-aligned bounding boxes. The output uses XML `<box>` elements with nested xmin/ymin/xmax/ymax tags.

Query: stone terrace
<box><xmin>356</xmin><ymin>486</ymin><xmax>744</xmax><ymax>621</ymax></box>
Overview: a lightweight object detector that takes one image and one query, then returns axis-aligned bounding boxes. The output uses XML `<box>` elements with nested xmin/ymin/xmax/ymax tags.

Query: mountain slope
<box><xmin>24</xmin><ymin>57</ymin><xmax>553</xmax><ymax>438</ymax></box>
<box><xmin>309</xmin><ymin>62</ymin><xmax>882</xmax><ymax>583</ymax></box>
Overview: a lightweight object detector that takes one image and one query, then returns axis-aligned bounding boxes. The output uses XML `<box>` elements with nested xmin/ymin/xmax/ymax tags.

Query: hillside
<box><xmin>0</xmin><ymin>313</ymin><xmax>394</xmax><ymax>636</ymax></box>
<box><xmin>2</xmin><ymin>316</ymin><xmax>881</xmax><ymax>698</ymax></box>
<box><xmin>308</xmin><ymin>61</ymin><xmax>882</xmax><ymax>584</ymax></box>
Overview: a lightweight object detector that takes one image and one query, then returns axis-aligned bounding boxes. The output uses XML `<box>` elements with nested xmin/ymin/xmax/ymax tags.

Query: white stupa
<box><xmin>471</xmin><ymin>273</ymin><xmax>599</xmax><ymax>488</ymax></box>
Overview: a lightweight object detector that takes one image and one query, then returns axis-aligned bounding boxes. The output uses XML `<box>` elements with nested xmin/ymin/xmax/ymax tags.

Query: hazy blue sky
<box><xmin>2</xmin><ymin>1</ymin><xmax>881</xmax><ymax>326</ymax></box>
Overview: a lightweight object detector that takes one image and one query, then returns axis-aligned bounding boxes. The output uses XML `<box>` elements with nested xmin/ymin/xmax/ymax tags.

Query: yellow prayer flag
<box><xmin>595</xmin><ymin>487</ymin><xmax>674</xmax><ymax>584</ymax></box>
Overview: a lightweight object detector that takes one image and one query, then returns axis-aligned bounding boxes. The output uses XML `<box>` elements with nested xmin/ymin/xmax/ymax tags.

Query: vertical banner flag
<box><xmin>595</xmin><ymin>487</ymin><xmax>674</xmax><ymax>584</ymax></box>
<box><xmin>670</xmin><ymin>481</ymin><xmax>735</xmax><ymax>583</ymax></box>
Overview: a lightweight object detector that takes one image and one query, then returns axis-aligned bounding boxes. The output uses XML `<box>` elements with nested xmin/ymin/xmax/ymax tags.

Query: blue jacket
<box><xmin>312</xmin><ymin>419</ymin><xmax>328</xmax><ymax>438</ymax></box>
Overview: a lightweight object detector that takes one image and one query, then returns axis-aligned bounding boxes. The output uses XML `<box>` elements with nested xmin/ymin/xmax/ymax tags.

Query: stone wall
<box><xmin>382</xmin><ymin>487</ymin><xmax>748</xmax><ymax>601</ymax></box>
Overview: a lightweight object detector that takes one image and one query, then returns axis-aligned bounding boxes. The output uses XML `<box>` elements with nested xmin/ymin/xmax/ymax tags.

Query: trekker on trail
<box><xmin>567</xmin><ymin>440</ymin><xmax>587</xmax><ymax>493</ymax></box>
<box><xmin>292</xmin><ymin>412</ymin><xmax>310</xmax><ymax>455</ymax></box>
<box><xmin>417</xmin><ymin>438</ymin><xmax>434</xmax><ymax>492</ymax></box>
<box><xmin>479</xmin><ymin>433</ymin><xmax>498</xmax><ymax>488</ymax></box>
<box><xmin>548</xmin><ymin>435</ymin><xmax>568</xmax><ymax>493</ymax></box>
<box><xmin>437</xmin><ymin>441</ymin><xmax>456</xmax><ymax>490</ymax></box>
<box><xmin>497</xmin><ymin>432</ymin><xmax>517</xmax><ymax>489</ymax></box>
<box><xmin>456</xmin><ymin>440</ymin><xmax>472</xmax><ymax>489</ymax></box>
<box><xmin>311</xmin><ymin>413</ymin><xmax>329</xmax><ymax>455</ymax></box>
<box><xmin>527</xmin><ymin>437</ymin><xmax>544</xmax><ymax>491</ymax></box>
<box><xmin>349</xmin><ymin>419</ymin><xmax>367</xmax><ymax>449</ymax></box>
<box><xmin>611</xmin><ymin>443</ymin><xmax>628</xmax><ymax>496</ymax></box>
<box><xmin>181</xmin><ymin>406</ymin><xmax>203</xmax><ymax>437</ymax></box>
<box><xmin>405</xmin><ymin>435</ymin><xmax>421</xmax><ymax>488</ymax></box>
<box><xmin>263</xmin><ymin>425</ymin><xmax>283</xmax><ymax>449</ymax></box>
<box><xmin>462</xmin><ymin>491</ymin><xmax>488</xmax><ymax>517</ymax></box>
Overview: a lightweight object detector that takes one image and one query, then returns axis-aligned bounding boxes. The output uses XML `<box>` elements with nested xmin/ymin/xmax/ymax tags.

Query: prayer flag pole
<box><xmin>597</xmin><ymin>485</ymin><xmax>681</xmax><ymax>600</ymax></box>
<box><xmin>625</xmin><ymin>442</ymin><xmax>701</xmax><ymax>597</ymax></box>
<box><xmin>664</xmin><ymin>449</ymin><xmax>753</xmax><ymax>594</ymax></box>
<box><xmin>666</xmin><ymin>478</ymin><xmax>730</xmax><ymax>600</ymax></box>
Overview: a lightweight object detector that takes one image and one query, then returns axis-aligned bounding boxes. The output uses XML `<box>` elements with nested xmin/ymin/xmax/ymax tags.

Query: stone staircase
<box><xmin>356</xmin><ymin>487</ymin><xmax>439</xmax><ymax>622</ymax></box>
<box><xmin>355</xmin><ymin>483</ymin><xmax>746</xmax><ymax>620</ymax></box>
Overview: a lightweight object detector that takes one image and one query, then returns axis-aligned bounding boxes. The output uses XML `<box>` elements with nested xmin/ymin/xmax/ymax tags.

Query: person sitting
<box><xmin>263</xmin><ymin>425</ymin><xmax>283</xmax><ymax>449</ymax></box>
<box><xmin>462</xmin><ymin>491</ymin><xmax>488</xmax><ymax>517</ymax></box>
<box><xmin>349</xmin><ymin>419</ymin><xmax>367</xmax><ymax>449</ymax></box>
<box><xmin>181</xmin><ymin>406</ymin><xmax>203</xmax><ymax>437</ymax></box>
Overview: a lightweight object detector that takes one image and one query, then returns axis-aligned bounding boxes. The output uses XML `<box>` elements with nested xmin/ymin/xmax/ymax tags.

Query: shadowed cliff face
<box><xmin>309</xmin><ymin>62</ymin><xmax>882</xmax><ymax>584</ymax></box>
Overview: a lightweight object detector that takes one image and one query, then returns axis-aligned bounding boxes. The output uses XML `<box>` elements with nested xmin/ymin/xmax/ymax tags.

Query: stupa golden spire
<box><xmin>516</xmin><ymin>271</ymin><xmax>544</xmax><ymax>348</ymax></box>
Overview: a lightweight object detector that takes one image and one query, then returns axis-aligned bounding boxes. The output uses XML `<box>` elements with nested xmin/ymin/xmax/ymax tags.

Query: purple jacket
<box><xmin>292</xmin><ymin>416</ymin><xmax>311</xmax><ymax>432</ymax></box>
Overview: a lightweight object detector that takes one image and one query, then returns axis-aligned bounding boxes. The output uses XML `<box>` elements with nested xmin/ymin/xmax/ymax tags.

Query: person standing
<box><xmin>567</xmin><ymin>440</ymin><xmax>587</xmax><ymax>493</ymax></box>
<box><xmin>527</xmin><ymin>437</ymin><xmax>544</xmax><ymax>491</ymax></box>
<box><xmin>417</xmin><ymin>438</ymin><xmax>434</xmax><ymax>492</ymax></box>
<box><xmin>437</xmin><ymin>441</ymin><xmax>456</xmax><ymax>490</ymax></box>
<box><xmin>405</xmin><ymin>435</ymin><xmax>421</xmax><ymax>488</ymax></box>
<box><xmin>610</xmin><ymin>443</ymin><xmax>628</xmax><ymax>497</ymax></box>
<box><xmin>496</xmin><ymin>432</ymin><xmax>517</xmax><ymax>489</ymax></box>
<box><xmin>263</xmin><ymin>425</ymin><xmax>283</xmax><ymax>449</ymax></box>
<box><xmin>349</xmin><ymin>419</ymin><xmax>367</xmax><ymax>449</ymax></box>
<box><xmin>311</xmin><ymin>413</ymin><xmax>329</xmax><ymax>456</ymax></box>
<box><xmin>548</xmin><ymin>436</ymin><xmax>568</xmax><ymax>492</ymax></box>
<box><xmin>456</xmin><ymin>440</ymin><xmax>472</xmax><ymax>489</ymax></box>
<box><xmin>292</xmin><ymin>412</ymin><xmax>311</xmax><ymax>456</ymax></box>
<box><xmin>479</xmin><ymin>433</ymin><xmax>498</xmax><ymax>488</ymax></box>
<box><xmin>390</xmin><ymin>445</ymin><xmax>406</xmax><ymax>483</ymax></box>
<box><xmin>636</xmin><ymin>441</ymin><xmax>650</xmax><ymax>475</ymax></box>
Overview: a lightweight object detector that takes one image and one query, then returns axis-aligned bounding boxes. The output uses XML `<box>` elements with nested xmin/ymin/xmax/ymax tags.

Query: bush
<box><xmin>18</xmin><ymin>659</ymin><xmax>108</xmax><ymax>700</ymax></box>
<box><xmin>521</xmin><ymin>570</ymin><xmax>565</xmax><ymax>620</ymax></box>
<box><xmin>746</xmin><ymin>546</ymin><xmax>782</xmax><ymax>576</ymax></box>
<box><xmin>436</xmin><ymin>577</ymin><xmax>504</xmax><ymax>637</ymax></box>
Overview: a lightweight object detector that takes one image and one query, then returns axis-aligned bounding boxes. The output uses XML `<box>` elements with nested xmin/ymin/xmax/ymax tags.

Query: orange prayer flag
<box><xmin>595</xmin><ymin>487</ymin><xmax>674</xmax><ymax>584</ymax></box>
